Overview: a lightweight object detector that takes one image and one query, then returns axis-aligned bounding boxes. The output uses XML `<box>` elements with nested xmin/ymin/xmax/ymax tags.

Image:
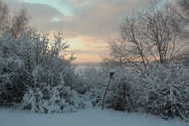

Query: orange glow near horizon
<box><xmin>73</xmin><ymin>53</ymin><xmax>103</xmax><ymax>64</ymax></box>
<box><xmin>47</xmin><ymin>32</ymin><xmax>107</xmax><ymax>63</ymax></box>
<box><xmin>66</xmin><ymin>36</ymin><xmax>108</xmax><ymax>64</ymax></box>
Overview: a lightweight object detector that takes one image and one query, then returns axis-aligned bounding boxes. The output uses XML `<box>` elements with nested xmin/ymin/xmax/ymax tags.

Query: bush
<box><xmin>102</xmin><ymin>64</ymin><xmax>189</xmax><ymax>120</ymax></box>
<box><xmin>103</xmin><ymin>67</ymin><xmax>138</xmax><ymax>112</ymax></box>
<box><xmin>22</xmin><ymin>83</ymin><xmax>92</xmax><ymax>113</ymax></box>
<box><xmin>0</xmin><ymin>57</ymin><xmax>26</xmax><ymax>105</ymax></box>
<box><xmin>140</xmin><ymin>64</ymin><xmax>189</xmax><ymax>119</ymax></box>
<box><xmin>0</xmin><ymin>31</ymin><xmax>76</xmax><ymax>106</ymax></box>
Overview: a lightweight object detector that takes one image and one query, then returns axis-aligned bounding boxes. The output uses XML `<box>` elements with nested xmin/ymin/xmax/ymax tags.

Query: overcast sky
<box><xmin>4</xmin><ymin>0</ymin><xmax>169</xmax><ymax>63</ymax></box>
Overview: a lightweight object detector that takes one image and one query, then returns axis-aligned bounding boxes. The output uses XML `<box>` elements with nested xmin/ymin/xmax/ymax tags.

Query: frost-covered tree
<box><xmin>10</xmin><ymin>9</ymin><xmax>29</xmax><ymax>39</ymax></box>
<box><xmin>178</xmin><ymin>0</ymin><xmax>189</xmax><ymax>17</ymax></box>
<box><xmin>0</xmin><ymin>29</ymin><xmax>93</xmax><ymax>112</ymax></box>
<box><xmin>0</xmin><ymin>0</ymin><xmax>9</xmax><ymax>33</ymax></box>
<box><xmin>106</xmin><ymin>0</ymin><xmax>183</xmax><ymax>70</ymax></box>
<box><xmin>0</xmin><ymin>0</ymin><xmax>93</xmax><ymax>112</ymax></box>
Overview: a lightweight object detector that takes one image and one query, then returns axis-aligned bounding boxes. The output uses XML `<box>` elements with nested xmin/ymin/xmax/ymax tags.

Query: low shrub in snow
<box><xmin>77</xmin><ymin>66</ymin><xmax>109</xmax><ymax>104</ymax></box>
<box><xmin>22</xmin><ymin>83</ymin><xmax>92</xmax><ymax>113</ymax></box>
<box><xmin>0</xmin><ymin>57</ymin><xmax>26</xmax><ymax>105</ymax></box>
<box><xmin>103</xmin><ymin>67</ymin><xmax>137</xmax><ymax>112</ymax></box>
<box><xmin>102</xmin><ymin>64</ymin><xmax>189</xmax><ymax>120</ymax></box>
<box><xmin>140</xmin><ymin>64</ymin><xmax>189</xmax><ymax>119</ymax></box>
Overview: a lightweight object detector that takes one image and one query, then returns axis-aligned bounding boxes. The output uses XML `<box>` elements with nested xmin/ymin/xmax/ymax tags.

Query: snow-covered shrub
<box><xmin>0</xmin><ymin>56</ymin><xmax>26</xmax><ymax>105</ymax></box>
<box><xmin>20</xmin><ymin>58</ymin><xmax>94</xmax><ymax>113</ymax></box>
<box><xmin>0</xmin><ymin>31</ymin><xmax>80</xmax><ymax>107</ymax></box>
<box><xmin>22</xmin><ymin>83</ymin><xmax>92</xmax><ymax>113</ymax></box>
<box><xmin>63</xmin><ymin>67</ymin><xmax>89</xmax><ymax>94</ymax></box>
<box><xmin>102</xmin><ymin>67</ymin><xmax>139</xmax><ymax>112</ymax></box>
<box><xmin>138</xmin><ymin>64</ymin><xmax>189</xmax><ymax>119</ymax></box>
<box><xmin>77</xmin><ymin>66</ymin><xmax>109</xmax><ymax>106</ymax></box>
<box><xmin>0</xmin><ymin>30</ymin><xmax>95</xmax><ymax>113</ymax></box>
<box><xmin>102</xmin><ymin>63</ymin><xmax>189</xmax><ymax>120</ymax></box>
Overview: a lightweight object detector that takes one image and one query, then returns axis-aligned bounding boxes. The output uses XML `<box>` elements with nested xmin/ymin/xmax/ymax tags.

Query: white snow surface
<box><xmin>0</xmin><ymin>108</ymin><xmax>188</xmax><ymax>126</ymax></box>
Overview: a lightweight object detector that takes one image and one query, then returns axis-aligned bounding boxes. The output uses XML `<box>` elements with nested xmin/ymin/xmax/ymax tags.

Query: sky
<box><xmin>4</xmin><ymin>0</ymin><xmax>169</xmax><ymax>63</ymax></box>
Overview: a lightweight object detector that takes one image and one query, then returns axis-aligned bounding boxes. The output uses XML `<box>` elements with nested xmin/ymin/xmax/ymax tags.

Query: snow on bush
<box><xmin>21</xmin><ymin>62</ymin><xmax>93</xmax><ymax>113</ymax></box>
<box><xmin>0</xmin><ymin>31</ymin><xmax>93</xmax><ymax>112</ymax></box>
<box><xmin>102</xmin><ymin>67</ymin><xmax>137</xmax><ymax>111</ymax></box>
<box><xmin>139</xmin><ymin>64</ymin><xmax>189</xmax><ymax>119</ymax></box>
<box><xmin>102</xmin><ymin>64</ymin><xmax>189</xmax><ymax>120</ymax></box>
<box><xmin>22</xmin><ymin>83</ymin><xmax>92</xmax><ymax>113</ymax></box>
<box><xmin>77</xmin><ymin>66</ymin><xmax>109</xmax><ymax>103</ymax></box>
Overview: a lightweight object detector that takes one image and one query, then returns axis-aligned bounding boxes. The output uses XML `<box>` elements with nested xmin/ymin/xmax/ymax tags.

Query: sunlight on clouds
<box><xmin>67</xmin><ymin>36</ymin><xmax>108</xmax><ymax>63</ymax></box>
<box><xmin>21</xmin><ymin>0</ymin><xmax>74</xmax><ymax>16</ymax></box>
<box><xmin>5</xmin><ymin>0</ymin><xmax>167</xmax><ymax>63</ymax></box>
<box><xmin>68</xmin><ymin>37</ymin><xmax>86</xmax><ymax>51</ymax></box>
<box><xmin>51</xmin><ymin>17</ymin><xmax>62</xmax><ymax>22</ymax></box>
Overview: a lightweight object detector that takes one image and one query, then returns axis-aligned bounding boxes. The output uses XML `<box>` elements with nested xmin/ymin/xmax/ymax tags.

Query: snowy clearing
<box><xmin>0</xmin><ymin>109</ymin><xmax>188</xmax><ymax>126</ymax></box>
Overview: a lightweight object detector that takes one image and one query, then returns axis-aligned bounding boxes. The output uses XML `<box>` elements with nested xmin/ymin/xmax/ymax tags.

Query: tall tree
<box><xmin>178</xmin><ymin>0</ymin><xmax>189</xmax><ymax>16</ymax></box>
<box><xmin>0</xmin><ymin>0</ymin><xmax>9</xmax><ymax>32</ymax></box>
<box><xmin>107</xmin><ymin>0</ymin><xmax>182</xmax><ymax>69</ymax></box>
<box><xmin>11</xmin><ymin>9</ymin><xmax>29</xmax><ymax>38</ymax></box>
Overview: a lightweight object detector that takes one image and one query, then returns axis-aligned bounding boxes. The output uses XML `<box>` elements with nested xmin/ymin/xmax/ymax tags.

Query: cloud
<box><xmin>4</xmin><ymin>0</ymin><xmax>166</xmax><ymax>63</ymax></box>
<box><xmin>5</xmin><ymin>0</ymin><xmax>153</xmax><ymax>37</ymax></box>
<box><xmin>21</xmin><ymin>0</ymin><xmax>74</xmax><ymax>16</ymax></box>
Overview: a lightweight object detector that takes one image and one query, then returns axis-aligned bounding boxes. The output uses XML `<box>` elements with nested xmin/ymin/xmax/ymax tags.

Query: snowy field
<box><xmin>0</xmin><ymin>109</ymin><xmax>188</xmax><ymax>126</ymax></box>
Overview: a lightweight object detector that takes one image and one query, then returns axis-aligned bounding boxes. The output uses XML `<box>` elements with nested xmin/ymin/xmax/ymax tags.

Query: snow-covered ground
<box><xmin>0</xmin><ymin>109</ymin><xmax>188</xmax><ymax>126</ymax></box>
